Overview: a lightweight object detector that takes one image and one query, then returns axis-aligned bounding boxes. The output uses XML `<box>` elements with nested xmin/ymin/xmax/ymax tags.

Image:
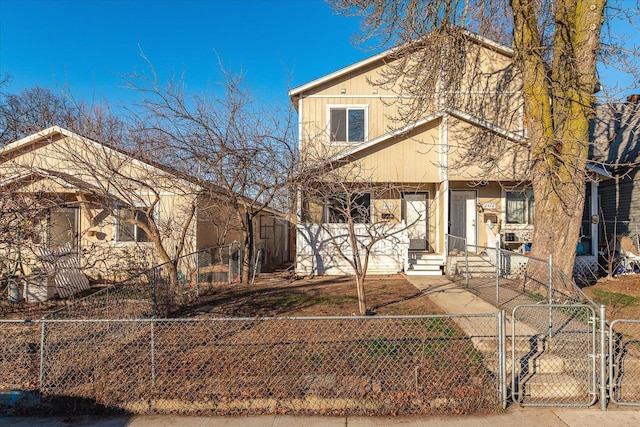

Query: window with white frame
<box><xmin>506</xmin><ymin>190</ymin><xmax>534</xmax><ymax>224</ymax></box>
<box><xmin>116</xmin><ymin>207</ymin><xmax>151</xmax><ymax>242</ymax></box>
<box><xmin>329</xmin><ymin>106</ymin><xmax>366</xmax><ymax>143</ymax></box>
<box><xmin>325</xmin><ymin>193</ymin><xmax>371</xmax><ymax>224</ymax></box>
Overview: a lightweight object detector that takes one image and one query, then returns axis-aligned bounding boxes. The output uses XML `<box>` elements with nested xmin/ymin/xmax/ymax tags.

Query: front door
<box><xmin>403</xmin><ymin>193</ymin><xmax>429</xmax><ymax>251</ymax></box>
<box><xmin>450</xmin><ymin>190</ymin><xmax>477</xmax><ymax>251</ymax></box>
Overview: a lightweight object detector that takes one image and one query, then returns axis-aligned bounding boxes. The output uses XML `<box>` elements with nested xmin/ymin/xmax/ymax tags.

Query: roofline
<box><xmin>289</xmin><ymin>30</ymin><xmax>514</xmax><ymax>100</ymax></box>
<box><xmin>323</xmin><ymin>107</ymin><xmax>525</xmax><ymax>166</ymax></box>
<box><xmin>0</xmin><ymin>167</ymin><xmax>107</xmax><ymax>194</ymax></box>
<box><xmin>1</xmin><ymin>126</ymin><xmax>203</xmax><ymax>192</ymax></box>
<box><xmin>327</xmin><ymin>112</ymin><xmax>444</xmax><ymax>163</ymax></box>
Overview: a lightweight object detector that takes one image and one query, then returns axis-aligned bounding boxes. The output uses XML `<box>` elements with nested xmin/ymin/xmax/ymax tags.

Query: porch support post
<box><xmin>591</xmin><ymin>181</ymin><xmax>599</xmax><ymax>256</ymax></box>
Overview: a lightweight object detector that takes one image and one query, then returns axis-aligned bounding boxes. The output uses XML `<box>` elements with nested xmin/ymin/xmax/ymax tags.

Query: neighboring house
<box><xmin>0</xmin><ymin>126</ymin><xmax>290</xmax><ymax>297</ymax></box>
<box><xmin>290</xmin><ymin>31</ymin><xmax>602</xmax><ymax>277</ymax></box>
<box><xmin>590</xmin><ymin>95</ymin><xmax>640</xmax><ymax>245</ymax></box>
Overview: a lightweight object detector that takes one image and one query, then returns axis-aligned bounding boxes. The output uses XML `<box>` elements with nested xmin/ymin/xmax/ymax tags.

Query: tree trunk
<box><xmin>355</xmin><ymin>273</ymin><xmax>367</xmax><ymax>315</ymax></box>
<box><xmin>512</xmin><ymin>0</ymin><xmax>604</xmax><ymax>287</ymax></box>
<box><xmin>241</xmin><ymin>212</ymin><xmax>254</xmax><ymax>284</ymax></box>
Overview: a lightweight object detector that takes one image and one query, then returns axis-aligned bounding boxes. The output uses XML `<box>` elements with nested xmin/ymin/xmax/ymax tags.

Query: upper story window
<box><xmin>329</xmin><ymin>105</ymin><xmax>367</xmax><ymax>144</ymax></box>
<box><xmin>506</xmin><ymin>190</ymin><xmax>534</xmax><ymax>225</ymax></box>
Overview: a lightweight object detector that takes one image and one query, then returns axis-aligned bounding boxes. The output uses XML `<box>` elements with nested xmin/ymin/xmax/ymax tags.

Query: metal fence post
<box><xmin>151</xmin><ymin>268</ymin><xmax>157</xmax><ymax>318</ymax></box>
<box><xmin>151</xmin><ymin>320</ymin><xmax>156</xmax><ymax>387</ymax></box>
<box><xmin>498</xmin><ymin>310</ymin><xmax>507</xmax><ymax>408</ymax></box>
<box><xmin>495</xmin><ymin>248</ymin><xmax>500</xmax><ymax>305</ymax></box>
<box><xmin>599</xmin><ymin>304</ymin><xmax>607</xmax><ymax>410</ymax></box>
<box><xmin>39</xmin><ymin>321</ymin><xmax>46</xmax><ymax>393</ymax></box>
<box><xmin>464</xmin><ymin>237</ymin><xmax>469</xmax><ymax>288</ymax></box>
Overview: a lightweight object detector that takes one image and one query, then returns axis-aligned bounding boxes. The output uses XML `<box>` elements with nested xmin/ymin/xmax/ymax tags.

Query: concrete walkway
<box><xmin>404</xmin><ymin>275</ymin><xmax>538</xmax><ymax>337</ymax></box>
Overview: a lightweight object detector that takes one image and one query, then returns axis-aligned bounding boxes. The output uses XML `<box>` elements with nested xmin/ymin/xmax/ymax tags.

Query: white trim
<box><xmin>444</xmin><ymin>107</ymin><xmax>527</xmax><ymax>143</ymax></box>
<box><xmin>440</xmin><ymin>113</ymin><xmax>449</xmax><ymax>256</ymax></box>
<box><xmin>326</xmin><ymin>112</ymin><xmax>443</xmax><ymax>163</ymax></box>
<box><xmin>301</xmin><ymin>91</ymin><xmax>521</xmax><ymax>100</ymax></box>
<box><xmin>586</xmin><ymin>162</ymin><xmax>612</xmax><ymax>179</ymax></box>
<box><xmin>303</xmin><ymin>94</ymin><xmax>403</xmax><ymax>99</ymax></box>
<box><xmin>290</xmin><ymin>50</ymin><xmax>390</xmax><ymax>98</ymax></box>
<box><xmin>289</xmin><ymin>30</ymin><xmax>514</xmax><ymax>99</ymax></box>
<box><xmin>1</xmin><ymin>126</ymin><xmax>202</xmax><ymax>192</ymax></box>
<box><xmin>320</xmin><ymin>106</ymin><xmax>524</xmax><ymax>168</ymax></box>
<box><xmin>326</xmin><ymin>104</ymin><xmax>369</xmax><ymax>145</ymax></box>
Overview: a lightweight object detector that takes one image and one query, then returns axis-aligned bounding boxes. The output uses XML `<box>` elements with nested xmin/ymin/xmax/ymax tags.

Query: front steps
<box><xmin>467</xmin><ymin>317</ymin><xmax>593</xmax><ymax>405</ymax></box>
<box><xmin>405</xmin><ymin>252</ymin><xmax>444</xmax><ymax>276</ymax></box>
<box><xmin>447</xmin><ymin>252</ymin><xmax>496</xmax><ymax>277</ymax></box>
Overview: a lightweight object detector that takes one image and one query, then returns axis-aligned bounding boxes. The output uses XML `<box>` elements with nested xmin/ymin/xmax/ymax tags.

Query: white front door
<box><xmin>450</xmin><ymin>190</ymin><xmax>477</xmax><ymax>251</ymax></box>
<box><xmin>404</xmin><ymin>193</ymin><xmax>429</xmax><ymax>251</ymax></box>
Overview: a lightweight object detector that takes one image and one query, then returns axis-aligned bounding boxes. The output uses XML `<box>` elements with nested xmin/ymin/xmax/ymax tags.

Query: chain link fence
<box><xmin>1</xmin><ymin>314</ymin><xmax>503</xmax><ymax>416</ymax></box>
<box><xmin>446</xmin><ymin>239</ymin><xmax>597</xmax><ymax>309</ymax></box>
<box><xmin>610</xmin><ymin>319</ymin><xmax>640</xmax><ymax>406</ymax></box>
<box><xmin>511</xmin><ymin>304</ymin><xmax>597</xmax><ymax>407</ymax></box>
<box><xmin>41</xmin><ymin>245</ymin><xmax>234</xmax><ymax>320</ymax></box>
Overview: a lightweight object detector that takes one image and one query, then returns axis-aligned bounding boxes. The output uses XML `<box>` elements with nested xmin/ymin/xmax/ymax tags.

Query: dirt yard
<box><xmin>174</xmin><ymin>273</ymin><xmax>443</xmax><ymax>318</ymax></box>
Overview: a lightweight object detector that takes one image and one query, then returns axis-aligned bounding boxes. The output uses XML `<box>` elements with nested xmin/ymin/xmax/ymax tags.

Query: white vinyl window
<box><xmin>328</xmin><ymin>105</ymin><xmax>367</xmax><ymax>143</ymax></box>
<box><xmin>116</xmin><ymin>207</ymin><xmax>151</xmax><ymax>242</ymax></box>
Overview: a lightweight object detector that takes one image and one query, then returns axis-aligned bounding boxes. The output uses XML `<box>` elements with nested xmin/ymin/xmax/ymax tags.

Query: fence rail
<box><xmin>1</xmin><ymin>314</ymin><xmax>503</xmax><ymax>416</ymax></box>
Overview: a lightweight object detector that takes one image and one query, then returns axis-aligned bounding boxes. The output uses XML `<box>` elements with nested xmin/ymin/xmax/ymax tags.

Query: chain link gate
<box><xmin>609</xmin><ymin>319</ymin><xmax>640</xmax><ymax>406</ymax></box>
<box><xmin>511</xmin><ymin>304</ymin><xmax>597</xmax><ymax>406</ymax></box>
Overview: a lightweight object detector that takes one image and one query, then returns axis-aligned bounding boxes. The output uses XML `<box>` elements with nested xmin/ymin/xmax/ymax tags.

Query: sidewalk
<box><xmin>3</xmin><ymin>407</ymin><xmax>640</xmax><ymax>427</ymax></box>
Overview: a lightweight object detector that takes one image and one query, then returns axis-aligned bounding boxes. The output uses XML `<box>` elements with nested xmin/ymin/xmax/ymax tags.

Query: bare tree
<box><xmin>122</xmin><ymin>59</ymin><xmax>297</xmax><ymax>283</ymax></box>
<box><xmin>297</xmin><ymin>147</ymin><xmax>421</xmax><ymax>315</ymax></box>
<box><xmin>0</xmin><ymin>85</ymin><xmax>80</xmax><ymax>145</ymax></box>
<box><xmin>328</xmin><ymin>0</ymin><xmax>640</xmax><ymax>280</ymax></box>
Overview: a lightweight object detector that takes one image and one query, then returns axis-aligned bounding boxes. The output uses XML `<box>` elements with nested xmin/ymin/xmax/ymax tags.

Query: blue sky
<box><xmin>0</xmin><ymin>0</ymin><xmax>370</xmax><ymax>107</ymax></box>
<box><xmin>0</xmin><ymin>0</ymin><xmax>638</xmax><ymax>110</ymax></box>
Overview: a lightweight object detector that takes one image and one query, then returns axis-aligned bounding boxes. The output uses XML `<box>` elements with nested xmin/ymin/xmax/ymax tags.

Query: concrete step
<box><xmin>406</xmin><ymin>253</ymin><xmax>444</xmax><ymax>275</ymax></box>
<box><xmin>451</xmin><ymin>255</ymin><xmax>497</xmax><ymax>277</ymax></box>
<box><xmin>408</xmin><ymin>258</ymin><xmax>444</xmax><ymax>266</ymax></box>
<box><xmin>530</xmin><ymin>355</ymin><xmax>568</xmax><ymax>374</ymax></box>
<box><xmin>520</xmin><ymin>373</ymin><xmax>589</xmax><ymax>399</ymax></box>
<box><xmin>405</xmin><ymin>268</ymin><xmax>443</xmax><ymax>276</ymax></box>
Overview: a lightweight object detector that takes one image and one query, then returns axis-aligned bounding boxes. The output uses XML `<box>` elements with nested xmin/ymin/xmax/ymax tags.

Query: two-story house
<box><xmin>291</xmin><ymin>31</ymin><xmax>601</xmax><ymax>278</ymax></box>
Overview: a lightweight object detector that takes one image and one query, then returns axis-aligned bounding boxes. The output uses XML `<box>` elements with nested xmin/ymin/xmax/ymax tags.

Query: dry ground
<box><xmin>174</xmin><ymin>273</ymin><xmax>443</xmax><ymax>318</ymax></box>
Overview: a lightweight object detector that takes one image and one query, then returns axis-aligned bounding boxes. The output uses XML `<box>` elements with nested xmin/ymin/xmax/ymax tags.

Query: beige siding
<box><xmin>447</xmin><ymin>118</ymin><xmax>530</xmax><ymax>181</ymax></box>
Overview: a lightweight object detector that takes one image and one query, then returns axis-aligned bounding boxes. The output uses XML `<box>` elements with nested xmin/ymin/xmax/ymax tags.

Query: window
<box><xmin>325</xmin><ymin>193</ymin><xmax>371</xmax><ymax>224</ymax></box>
<box><xmin>506</xmin><ymin>190</ymin><xmax>534</xmax><ymax>224</ymax></box>
<box><xmin>116</xmin><ymin>208</ymin><xmax>151</xmax><ymax>242</ymax></box>
<box><xmin>329</xmin><ymin>106</ymin><xmax>366</xmax><ymax>143</ymax></box>
<box><xmin>259</xmin><ymin>215</ymin><xmax>274</xmax><ymax>239</ymax></box>
<box><xmin>48</xmin><ymin>207</ymin><xmax>79</xmax><ymax>249</ymax></box>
